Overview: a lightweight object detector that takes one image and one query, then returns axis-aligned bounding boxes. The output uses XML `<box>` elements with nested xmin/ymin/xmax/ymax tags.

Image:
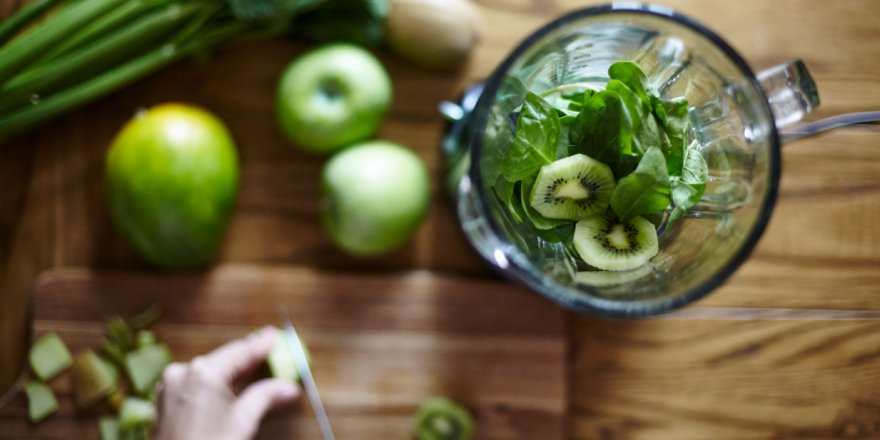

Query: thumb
<box><xmin>233</xmin><ymin>379</ymin><xmax>301</xmax><ymax>437</ymax></box>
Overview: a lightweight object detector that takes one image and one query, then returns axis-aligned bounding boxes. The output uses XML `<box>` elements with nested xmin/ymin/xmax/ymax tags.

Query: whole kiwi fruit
<box><xmin>385</xmin><ymin>0</ymin><xmax>482</xmax><ymax>71</ymax></box>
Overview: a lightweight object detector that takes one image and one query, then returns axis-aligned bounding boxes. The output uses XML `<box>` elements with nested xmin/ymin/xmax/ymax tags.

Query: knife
<box><xmin>277</xmin><ymin>306</ymin><xmax>335</xmax><ymax>440</ymax></box>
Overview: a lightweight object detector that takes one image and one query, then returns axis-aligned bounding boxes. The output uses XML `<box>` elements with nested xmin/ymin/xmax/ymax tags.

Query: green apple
<box><xmin>105</xmin><ymin>103</ymin><xmax>239</xmax><ymax>269</ymax></box>
<box><xmin>321</xmin><ymin>141</ymin><xmax>430</xmax><ymax>256</ymax></box>
<box><xmin>276</xmin><ymin>43</ymin><xmax>392</xmax><ymax>154</ymax></box>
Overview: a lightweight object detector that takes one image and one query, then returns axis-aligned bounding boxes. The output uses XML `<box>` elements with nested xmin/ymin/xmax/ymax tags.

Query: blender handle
<box><xmin>757</xmin><ymin>59</ymin><xmax>880</xmax><ymax>142</ymax></box>
<box><xmin>780</xmin><ymin>111</ymin><xmax>880</xmax><ymax>142</ymax></box>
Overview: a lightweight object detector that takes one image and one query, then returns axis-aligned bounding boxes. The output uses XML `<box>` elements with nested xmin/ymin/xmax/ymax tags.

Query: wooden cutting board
<box><xmin>0</xmin><ymin>265</ymin><xmax>568</xmax><ymax>439</ymax></box>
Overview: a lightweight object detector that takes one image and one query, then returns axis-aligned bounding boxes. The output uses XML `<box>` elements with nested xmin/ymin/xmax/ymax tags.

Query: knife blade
<box><xmin>277</xmin><ymin>306</ymin><xmax>335</xmax><ymax>440</ymax></box>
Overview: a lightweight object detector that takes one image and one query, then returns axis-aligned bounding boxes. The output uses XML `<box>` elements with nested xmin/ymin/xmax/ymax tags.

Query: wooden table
<box><xmin>2</xmin><ymin>0</ymin><xmax>880</xmax><ymax>438</ymax></box>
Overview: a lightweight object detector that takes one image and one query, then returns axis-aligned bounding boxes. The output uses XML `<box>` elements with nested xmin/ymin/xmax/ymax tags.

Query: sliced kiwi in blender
<box><xmin>575</xmin><ymin>263</ymin><xmax>655</xmax><ymax>287</ymax></box>
<box><xmin>574</xmin><ymin>214</ymin><xmax>658</xmax><ymax>271</ymax></box>
<box><xmin>529</xmin><ymin>154</ymin><xmax>615</xmax><ymax>220</ymax></box>
<box><xmin>413</xmin><ymin>397</ymin><xmax>475</xmax><ymax>440</ymax></box>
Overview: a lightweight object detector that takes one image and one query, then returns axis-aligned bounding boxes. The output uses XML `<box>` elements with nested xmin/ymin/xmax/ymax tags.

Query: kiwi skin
<box><xmin>574</xmin><ymin>215</ymin><xmax>658</xmax><ymax>271</ymax></box>
<box><xmin>385</xmin><ymin>0</ymin><xmax>482</xmax><ymax>71</ymax></box>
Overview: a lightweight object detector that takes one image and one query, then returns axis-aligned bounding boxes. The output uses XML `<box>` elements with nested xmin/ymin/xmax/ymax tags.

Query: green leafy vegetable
<box><xmin>291</xmin><ymin>0</ymin><xmax>390</xmax><ymax>47</ymax></box>
<box><xmin>610</xmin><ymin>147</ymin><xmax>672</xmax><ymax>221</ymax></box>
<box><xmin>669</xmin><ymin>144</ymin><xmax>709</xmax><ymax>223</ymax></box>
<box><xmin>501</xmin><ymin>92</ymin><xmax>560</xmax><ymax>182</ymax></box>
<box><xmin>488</xmin><ymin>61</ymin><xmax>697</xmax><ymax>268</ymax></box>
<box><xmin>569</xmin><ymin>92</ymin><xmax>637</xmax><ymax>179</ymax></box>
<box><xmin>0</xmin><ymin>0</ymin><xmax>390</xmax><ymax>141</ymax></box>
<box><xmin>608</xmin><ymin>61</ymin><xmax>649</xmax><ymax>103</ymax></box>
<box><xmin>25</xmin><ymin>381</ymin><xmax>58</xmax><ymax>423</ymax></box>
<box><xmin>29</xmin><ymin>332</ymin><xmax>73</xmax><ymax>381</ymax></box>
<box><xmin>226</xmin><ymin>0</ymin><xmax>329</xmax><ymax>21</ymax></box>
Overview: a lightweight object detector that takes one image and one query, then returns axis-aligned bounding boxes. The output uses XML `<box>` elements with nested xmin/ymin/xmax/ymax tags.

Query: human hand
<box><xmin>155</xmin><ymin>326</ymin><xmax>301</xmax><ymax>440</ymax></box>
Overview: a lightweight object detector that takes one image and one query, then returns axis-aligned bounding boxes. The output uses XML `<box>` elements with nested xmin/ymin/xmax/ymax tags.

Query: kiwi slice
<box><xmin>413</xmin><ymin>397</ymin><xmax>474</xmax><ymax>440</ymax></box>
<box><xmin>529</xmin><ymin>154</ymin><xmax>615</xmax><ymax>220</ymax></box>
<box><xmin>574</xmin><ymin>215</ymin><xmax>659</xmax><ymax>271</ymax></box>
<box><xmin>574</xmin><ymin>263</ymin><xmax>654</xmax><ymax>288</ymax></box>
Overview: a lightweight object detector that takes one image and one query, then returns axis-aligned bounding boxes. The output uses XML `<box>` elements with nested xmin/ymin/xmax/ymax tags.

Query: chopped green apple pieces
<box><xmin>413</xmin><ymin>397</ymin><xmax>475</xmax><ymax>440</ymax></box>
<box><xmin>268</xmin><ymin>330</ymin><xmax>310</xmax><ymax>382</ymax></box>
<box><xmin>99</xmin><ymin>416</ymin><xmax>120</xmax><ymax>440</ymax></box>
<box><xmin>72</xmin><ymin>350</ymin><xmax>118</xmax><ymax>410</ymax></box>
<box><xmin>119</xmin><ymin>397</ymin><xmax>156</xmax><ymax>440</ymax></box>
<box><xmin>29</xmin><ymin>332</ymin><xmax>72</xmax><ymax>381</ymax></box>
<box><xmin>125</xmin><ymin>343</ymin><xmax>171</xmax><ymax>395</ymax></box>
<box><xmin>25</xmin><ymin>381</ymin><xmax>58</xmax><ymax>423</ymax></box>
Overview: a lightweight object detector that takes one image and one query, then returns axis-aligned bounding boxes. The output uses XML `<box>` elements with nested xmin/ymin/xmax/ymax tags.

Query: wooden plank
<box><xmin>571</xmin><ymin>316</ymin><xmax>880</xmax><ymax>439</ymax></box>
<box><xmin>0</xmin><ymin>266</ymin><xmax>568</xmax><ymax>439</ymax></box>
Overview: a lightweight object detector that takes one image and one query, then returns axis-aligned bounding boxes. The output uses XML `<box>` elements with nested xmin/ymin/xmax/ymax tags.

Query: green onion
<box><xmin>0</xmin><ymin>0</ymin><xmax>122</xmax><ymax>83</ymax></box>
<box><xmin>40</xmin><ymin>0</ymin><xmax>155</xmax><ymax>62</ymax></box>
<box><xmin>0</xmin><ymin>0</ymin><xmax>67</xmax><ymax>45</ymax></box>
<box><xmin>0</xmin><ymin>22</ymin><xmax>246</xmax><ymax>140</ymax></box>
<box><xmin>0</xmin><ymin>3</ymin><xmax>202</xmax><ymax>112</ymax></box>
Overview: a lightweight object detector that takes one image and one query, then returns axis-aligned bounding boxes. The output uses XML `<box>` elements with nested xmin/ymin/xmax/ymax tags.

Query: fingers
<box><xmin>233</xmin><ymin>379</ymin><xmax>301</xmax><ymax>438</ymax></box>
<box><xmin>200</xmin><ymin>326</ymin><xmax>278</xmax><ymax>383</ymax></box>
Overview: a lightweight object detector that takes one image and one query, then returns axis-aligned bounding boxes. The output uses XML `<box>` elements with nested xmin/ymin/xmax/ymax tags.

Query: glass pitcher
<box><xmin>442</xmin><ymin>4</ymin><xmax>844</xmax><ymax>317</ymax></box>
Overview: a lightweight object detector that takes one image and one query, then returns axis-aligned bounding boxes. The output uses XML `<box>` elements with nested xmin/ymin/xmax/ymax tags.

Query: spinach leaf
<box><xmin>668</xmin><ymin>145</ymin><xmax>708</xmax><ymax>222</ymax></box>
<box><xmin>608</xmin><ymin>61</ymin><xmax>649</xmax><ymax>104</ymax></box>
<box><xmin>557</xmin><ymin>115</ymin><xmax>575</xmax><ymax>159</ymax></box>
<box><xmin>610</xmin><ymin>147</ymin><xmax>672</xmax><ymax>221</ymax></box>
<box><xmin>652</xmin><ymin>96</ymin><xmax>689</xmax><ymax>176</ymax></box>
<box><xmin>500</xmin><ymin>92</ymin><xmax>560</xmax><ymax>182</ymax></box>
<box><xmin>569</xmin><ymin>92</ymin><xmax>633</xmax><ymax>178</ymax></box>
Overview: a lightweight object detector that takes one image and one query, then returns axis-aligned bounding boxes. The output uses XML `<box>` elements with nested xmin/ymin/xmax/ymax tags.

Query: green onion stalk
<box><xmin>0</xmin><ymin>0</ymin><xmax>388</xmax><ymax>142</ymax></box>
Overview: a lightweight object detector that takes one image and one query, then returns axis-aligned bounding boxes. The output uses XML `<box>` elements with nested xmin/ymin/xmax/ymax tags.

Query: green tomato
<box><xmin>105</xmin><ymin>103</ymin><xmax>239</xmax><ymax>269</ymax></box>
<box><xmin>276</xmin><ymin>43</ymin><xmax>392</xmax><ymax>154</ymax></box>
<box><xmin>321</xmin><ymin>141</ymin><xmax>430</xmax><ymax>256</ymax></box>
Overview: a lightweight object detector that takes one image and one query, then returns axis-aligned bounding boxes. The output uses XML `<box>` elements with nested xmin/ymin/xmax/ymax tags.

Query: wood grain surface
<box><xmin>1</xmin><ymin>0</ymin><xmax>879</xmax><ymax>439</ymax></box>
<box><xmin>0</xmin><ymin>266</ymin><xmax>567</xmax><ymax>439</ymax></box>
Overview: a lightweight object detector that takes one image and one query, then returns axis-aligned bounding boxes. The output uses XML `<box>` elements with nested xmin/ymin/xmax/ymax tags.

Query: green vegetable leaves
<box><xmin>290</xmin><ymin>0</ymin><xmax>390</xmax><ymax>47</ymax></box>
<box><xmin>669</xmin><ymin>143</ymin><xmax>709</xmax><ymax>222</ymax></box>
<box><xmin>610</xmin><ymin>147</ymin><xmax>672</xmax><ymax>221</ymax></box>
<box><xmin>226</xmin><ymin>0</ymin><xmax>330</xmax><ymax>21</ymax></box>
<box><xmin>501</xmin><ymin>92</ymin><xmax>559</xmax><ymax>182</ymax></box>
<box><xmin>490</xmin><ymin>61</ymin><xmax>707</xmax><ymax>252</ymax></box>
